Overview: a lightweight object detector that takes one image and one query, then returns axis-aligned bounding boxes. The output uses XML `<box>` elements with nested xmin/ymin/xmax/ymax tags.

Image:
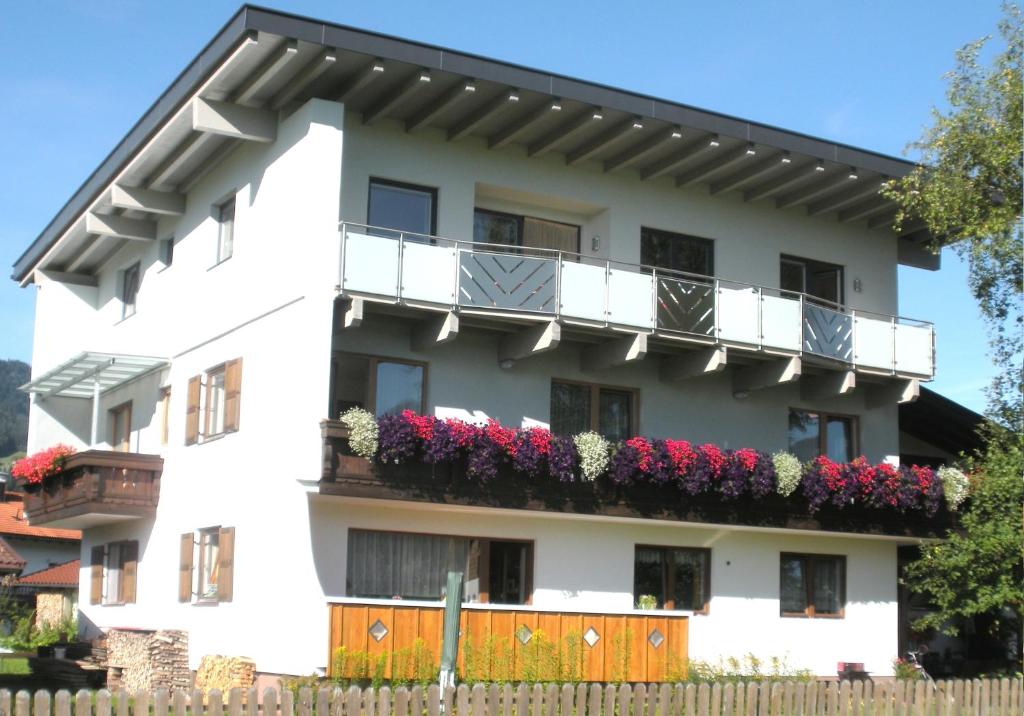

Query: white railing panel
<box><xmin>607</xmin><ymin>269</ymin><xmax>654</xmax><ymax>329</ymax></box>
<box><xmin>895</xmin><ymin>323</ymin><xmax>933</xmax><ymax>376</ymax></box>
<box><xmin>718</xmin><ymin>284</ymin><xmax>759</xmax><ymax>345</ymax></box>
<box><xmin>401</xmin><ymin>241</ymin><xmax>456</xmax><ymax>304</ymax></box>
<box><xmin>343</xmin><ymin>231</ymin><xmax>399</xmax><ymax>296</ymax></box>
<box><xmin>760</xmin><ymin>295</ymin><xmax>802</xmax><ymax>351</ymax></box>
<box><xmin>854</xmin><ymin>315</ymin><xmax>894</xmax><ymax>370</ymax></box>
<box><xmin>559</xmin><ymin>261</ymin><xmax>607</xmax><ymax>322</ymax></box>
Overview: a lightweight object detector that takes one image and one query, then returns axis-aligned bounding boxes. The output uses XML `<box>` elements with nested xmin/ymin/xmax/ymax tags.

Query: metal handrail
<box><xmin>337</xmin><ymin>221</ymin><xmax>935</xmax><ymax>332</ymax></box>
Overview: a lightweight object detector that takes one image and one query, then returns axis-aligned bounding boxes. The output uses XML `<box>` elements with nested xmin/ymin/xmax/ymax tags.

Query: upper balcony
<box><xmin>337</xmin><ymin>222</ymin><xmax>934</xmax><ymax>380</ymax></box>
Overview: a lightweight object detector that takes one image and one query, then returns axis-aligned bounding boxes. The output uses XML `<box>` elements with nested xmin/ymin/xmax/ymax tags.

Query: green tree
<box><xmin>883</xmin><ymin>3</ymin><xmax>1023</xmax><ymax>428</ymax></box>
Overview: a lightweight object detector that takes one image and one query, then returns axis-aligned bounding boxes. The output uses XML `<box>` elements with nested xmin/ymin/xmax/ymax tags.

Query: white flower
<box><xmin>340</xmin><ymin>407</ymin><xmax>378</xmax><ymax>460</ymax></box>
<box><xmin>574</xmin><ymin>431</ymin><xmax>610</xmax><ymax>481</ymax></box>
<box><xmin>772</xmin><ymin>452</ymin><xmax>802</xmax><ymax>496</ymax></box>
<box><xmin>938</xmin><ymin>465</ymin><xmax>969</xmax><ymax>510</ymax></box>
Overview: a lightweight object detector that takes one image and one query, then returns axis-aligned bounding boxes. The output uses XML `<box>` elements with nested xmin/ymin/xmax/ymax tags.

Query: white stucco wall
<box><xmin>23</xmin><ymin>97</ymin><xmax>916</xmax><ymax>680</ymax></box>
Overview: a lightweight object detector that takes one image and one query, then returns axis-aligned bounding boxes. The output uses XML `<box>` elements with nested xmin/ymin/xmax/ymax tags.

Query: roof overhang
<box><xmin>20</xmin><ymin>352</ymin><xmax>168</xmax><ymax>399</ymax></box>
<box><xmin>11</xmin><ymin>4</ymin><xmax>938</xmax><ymax>284</ymax></box>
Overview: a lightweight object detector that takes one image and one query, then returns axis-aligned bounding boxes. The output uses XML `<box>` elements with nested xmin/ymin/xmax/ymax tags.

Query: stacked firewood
<box><xmin>104</xmin><ymin>629</ymin><xmax>189</xmax><ymax>692</ymax></box>
<box><xmin>195</xmin><ymin>655</ymin><xmax>257</xmax><ymax>693</ymax></box>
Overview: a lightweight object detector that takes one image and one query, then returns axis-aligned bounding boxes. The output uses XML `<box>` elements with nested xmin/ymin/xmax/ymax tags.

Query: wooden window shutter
<box><xmin>178</xmin><ymin>532</ymin><xmax>194</xmax><ymax>602</ymax></box>
<box><xmin>90</xmin><ymin>546</ymin><xmax>104</xmax><ymax>605</ymax></box>
<box><xmin>217</xmin><ymin>527</ymin><xmax>235</xmax><ymax>602</ymax></box>
<box><xmin>185</xmin><ymin>376</ymin><xmax>202</xmax><ymax>445</ymax></box>
<box><xmin>223</xmin><ymin>359</ymin><xmax>243</xmax><ymax>433</ymax></box>
<box><xmin>121</xmin><ymin>541</ymin><xmax>139</xmax><ymax>604</ymax></box>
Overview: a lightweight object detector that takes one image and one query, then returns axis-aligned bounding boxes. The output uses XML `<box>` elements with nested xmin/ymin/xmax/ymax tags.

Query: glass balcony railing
<box><xmin>337</xmin><ymin>222</ymin><xmax>935</xmax><ymax>378</ymax></box>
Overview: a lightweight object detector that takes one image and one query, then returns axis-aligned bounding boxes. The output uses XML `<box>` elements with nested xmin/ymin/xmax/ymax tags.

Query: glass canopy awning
<box><xmin>21</xmin><ymin>352</ymin><xmax>169</xmax><ymax>399</ymax></box>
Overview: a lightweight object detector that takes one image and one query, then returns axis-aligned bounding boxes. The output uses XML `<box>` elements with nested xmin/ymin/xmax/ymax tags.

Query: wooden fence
<box><xmin>328</xmin><ymin>603</ymin><xmax>688</xmax><ymax>683</ymax></box>
<box><xmin>0</xmin><ymin>679</ymin><xmax>1021</xmax><ymax>716</ymax></box>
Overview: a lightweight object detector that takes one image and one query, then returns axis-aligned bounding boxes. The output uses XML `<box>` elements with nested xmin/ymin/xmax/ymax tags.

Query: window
<box><xmin>346</xmin><ymin>529</ymin><xmax>533</xmax><ymax>605</ymax></box>
<box><xmin>179</xmin><ymin>527</ymin><xmax>235</xmax><ymax>603</ymax></box>
<box><xmin>185</xmin><ymin>358</ymin><xmax>242</xmax><ymax>445</ymax></box>
<box><xmin>780</xmin><ymin>553</ymin><xmax>845</xmax><ymax>618</ymax></box>
<box><xmin>368</xmin><ymin>179</ymin><xmax>437</xmax><ymax>238</ymax></box>
<box><xmin>550</xmin><ymin>380</ymin><xmax>634</xmax><ymax>441</ymax></box>
<box><xmin>788</xmin><ymin>409</ymin><xmax>857</xmax><ymax>462</ymax></box>
<box><xmin>633</xmin><ymin>546</ymin><xmax>710</xmax><ymax>613</ymax></box>
<box><xmin>780</xmin><ymin>255</ymin><xmax>844</xmax><ymax>305</ymax></box>
<box><xmin>89</xmin><ymin>541</ymin><xmax>138</xmax><ymax>605</ymax></box>
<box><xmin>121</xmin><ymin>263</ymin><xmax>140</xmax><ymax>319</ymax></box>
<box><xmin>330</xmin><ymin>353</ymin><xmax>426</xmax><ymax>418</ymax></box>
<box><xmin>215</xmin><ymin>197</ymin><xmax>235</xmax><ymax>263</ymax></box>
<box><xmin>473</xmin><ymin>209</ymin><xmax>580</xmax><ymax>255</ymax></box>
<box><xmin>158</xmin><ymin>387</ymin><xmax>171</xmax><ymax>445</ymax></box>
<box><xmin>641</xmin><ymin>227</ymin><xmax>714</xmax><ymax>277</ymax></box>
<box><xmin>109</xmin><ymin>401</ymin><xmax>132</xmax><ymax>452</ymax></box>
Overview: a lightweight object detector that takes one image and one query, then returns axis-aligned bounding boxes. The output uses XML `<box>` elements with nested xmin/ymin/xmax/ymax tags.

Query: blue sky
<box><xmin>0</xmin><ymin>1</ymin><xmax>1005</xmax><ymax>413</ymax></box>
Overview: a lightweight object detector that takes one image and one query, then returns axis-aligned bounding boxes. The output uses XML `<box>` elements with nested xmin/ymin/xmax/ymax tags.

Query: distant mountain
<box><xmin>0</xmin><ymin>360</ymin><xmax>30</xmax><ymax>458</ymax></box>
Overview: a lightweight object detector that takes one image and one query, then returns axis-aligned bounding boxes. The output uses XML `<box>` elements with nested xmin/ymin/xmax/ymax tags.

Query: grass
<box><xmin>0</xmin><ymin>658</ymin><xmax>30</xmax><ymax>675</ymax></box>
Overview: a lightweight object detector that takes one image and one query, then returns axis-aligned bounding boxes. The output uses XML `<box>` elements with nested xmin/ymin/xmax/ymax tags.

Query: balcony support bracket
<box><xmin>732</xmin><ymin>356</ymin><xmax>801</xmax><ymax>394</ymax></box>
<box><xmin>866</xmin><ymin>378</ymin><xmax>920</xmax><ymax>408</ymax></box>
<box><xmin>498</xmin><ymin>320</ymin><xmax>560</xmax><ymax>364</ymax></box>
<box><xmin>800</xmin><ymin>370</ymin><xmax>856</xmax><ymax>401</ymax></box>
<box><xmin>412</xmin><ymin>311</ymin><xmax>459</xmax><ymax>351</ymax></box>
<box><xmin>659</xmin><ymin>347</ymin><xmax>727</xmax><ymax>382</ymax></box>
<box><xmin>338</xmin><ymin>298</ymin><xmax>364</xmax><ymax>330</ymax></box>
<box><xmin>582</xmin><ymin>333</ymin><xmax>647</xmax><ymax>372</ymax></box>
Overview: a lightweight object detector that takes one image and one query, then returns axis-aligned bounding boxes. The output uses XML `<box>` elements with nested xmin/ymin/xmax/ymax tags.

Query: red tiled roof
<box><xmin>0</xmin><ymin>537</ymin><xmax>26</xmax><ymax>571</ymax></box>
<box><xmin>18</xmin><ymin>559</ymin><xmax>79</xmax><ymax>588</ymax></box>
<box><xmin>0</xmin><ymin>501</ymin><xmax>80</xmax><ymax>541</ymax></box>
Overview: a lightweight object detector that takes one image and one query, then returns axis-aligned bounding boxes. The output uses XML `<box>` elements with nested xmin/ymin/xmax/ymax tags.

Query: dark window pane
<box><xmin>551</xmin><ymin>382</ymin><xmax>590</xmax><ymax>436</ymax></box>
<box><xmin>634</xmin><ymin>547</ymin><xmax>665</xmax><ymax>608</ymax></box>
<box><xmin>641</xmin><ymin>228</ymin><xmax>714</xmax><ymax>276</ymax></box>
<box><xmin>788</xmin><ymin>410</ymin><xmax>820</xmax><ymax>462</ymax></box>
<box><xmin>811</xmin><ymin>557</ymin><xmax>842</xmax><ymax>614</ymax></box>
<box><xmin>809</xmin><ymin>268</ymin><xmax>841</xmax><ymax>305</ymax></box>
<box><xmin>375</xmin><ymin>362</ymin><xmax>423</xmax><ymax>416</ymax></box>
<box><xmin>347</xmin><ymin>531</ymin><xmax>470</xmax><ymax>600</ymax></box>
<box><xmin>489</xmin><ymin>541</ymin><xmax>529</xmax><ymax>605</ymax></box>
<box><xmin>333</xmin><ymin>355</ymin><xmax>370</xmax><ymax>417</ymax></box>
<box><xmin>368</xmin><ymin>182</ymin><xmax>435</xmax><ymax>237</ymax></box>
<box><xmin>825</xmin><ymin>416</ymin><xmax>853</xmax><ymax>462</ymax></box>
<box><xmin>780</xmin><ymin>555</ymin><xmax>807</xmax><ymax>613</ymax></box>
<box><xmin>122</xmin><ymin>263</ymin><xmax>140</xmax><ymax>318</ymax></box>
<box><xmin>523</xmin><ymin>217</ymin><xmax>579</xmax><ymax>254</ymax></box>
<box><xmin>780</xmin><ymin>255</ymin><xmax>844</xmax><ymax>305</ymax></box>
<box><xmin>672</xmin><ymin>550</ymin><xmax>707</xmax><ymax>611</ymax></box>
<box><xmin>780</xmin><ymin>260</ymin><xmax>805</xmax><ymax>294</ymax></box>
<box><xmin>474</xmin><ymin>210</ymin><xmax>520</xmax><ymax>247</ymax></box>
<box><xmin>598</xmin><ymin>389</ymin><xmax>633</xmax><ymax>441</ymax></box>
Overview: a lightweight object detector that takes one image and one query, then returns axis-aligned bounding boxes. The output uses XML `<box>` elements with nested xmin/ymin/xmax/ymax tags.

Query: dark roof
<box><xmin>899</xmin><ymin>387</ymin><xmax>987</xmax><ymax>458</ymax></box>
<box><xmin>11</xmin><ymin>4</ymin><xmax>930</xmax><ymax>282</ymax></box>
<box><xmin>17</xmin><ymin>559</ymin><xmax>79</xmax><ymax>589</ymax></box>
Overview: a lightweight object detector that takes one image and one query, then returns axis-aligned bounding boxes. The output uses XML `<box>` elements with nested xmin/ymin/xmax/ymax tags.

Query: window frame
<box><xmin>779</xmin><ymin>552</ymin><xmax>847</xmax><ymax>619</ymax></box>
<box><xmin>640</xmin><ymin>226</ymin><xmax>715</xmax><ymax>278</ymax></box>
<box><xmin>347</xmin><ymin>528</ymin><xmax>535</xmax><ymax>605</ymax></box>
<box><xmin>787</xmin><ymin>408</ymin><xmax>860</xmax><ymax>462</ymax></box>
<box><xmin>779</xmin><ymin>254</ymin><xmax>845</xmax><ymax>306</ymax></box>
<box><xmin>99</xmin><ymin>540</ymin><xmax>137</xmax><ymax>606</ymax></box>
<box><xmin>367</xmin><ymin>178</ymin><xmax>439</xmax><ymax>237</ymax></box>
<box><xmin>120</xmin><ymin>262</ymin><xmax>141</xmax><ymax>319</ymax></box>
<box><xmin>550</xmin><ymin>378</ymin><xmax>638</xmax><ymax>439</ymax></box>
<box><xmin>196</xmin><ymin>527</ymin><xmax>221</xmax><ymax>604</ymax></box>
<box><xmin>633</xmin><ymin>544</ymin><xmax>711</xmax><ymax>615</ymax></box>
<box><xmin>330</xmin><ymin>351</ymin><xmax>428</xmax><ymax>418</ymax></box>
<box><xmin>473</xmin><ymin>207</ymin><xmax>581</xmax><ymax>255</ymax></box>
<box><xmin>204</xmin><ymin>363</ymin><xmax>227</xmax><ymax>439</ymax></box>
<box><xmin>108</xmin><ymin>401</ymin><xmax>132</xmax><ymax>453</ymax></box>
<box><xmin>215</xmin><ymin>196</ymin><xmax>236</xmax><ymax>264</ymax></box>
<box><xmin>158</xmin><ymin>387</ymin><xmax>171</xmax><ymax>445</ymax></box>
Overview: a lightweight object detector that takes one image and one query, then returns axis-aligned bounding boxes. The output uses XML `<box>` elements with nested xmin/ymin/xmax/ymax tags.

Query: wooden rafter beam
<box><xmin>528</xmin><ymin>107</ymin><xmax>603</xmax><ymax>157</ymax></box>
<box><xmin>775</xmin><ymin>171</ymin><xmax>853</xmax><ymax>210</ymax></box>
<box><xmin>675</xmin><ymin>143</ymin><xmax>755</xmax><ymax>188</ymax></box>
<box><xmin>806</xmin><ymin>180</ymin><xmax>885</xmax><ymax>217</ymax></box>
<box><xmin>488</xmin><ymin>98</ymin><xmax>562</xmax><ymax>150</ymax></box>
<box><xmin>743</xmin><ymin>161</ymin><xmax>819</xmax><ymax>202</ymax></box>
<box><xmin>603</xmin><ymin>127</ymin><xmax>682</xmax><ymax>173</ymax></box>
<box><xmin>639</xmin><ymin>134</ymin><xmax>713</xmax><ymax>181</ymax></box>
<box><xmin>406</xmin><ymin>80</ymin><xmax>477</xmax><ymax>133</ymax></box>
<box><xmin>565</xmin><ymin>116</ymin><xmax>643</xmax><ymax>166</ymax></box>
<box><xmin>363</xmin><ymin>69</ymin><xmax>432</xmax><ymax>125</ymax></box>
<box><xmin>85</xmin><ymin>214</ymin><xmax>157</xmax><ymax>242</ymax></box>
<box><xmin>270</xmin><ymin>48</ymin><xmax>337</xmax><ymax>110</ymax></box>
<box><xmin>192</xmin><ymin>98</ymin><xmax>276</xmax><ymax>142</ymax></box>
<box><xmin>448</xmin><ymin>89</ymin><xmax>518</xmax><ymax>141</ymax></box>
<box><xmin>111</xmin><ymin>185</ymin><xmax>185</xmax><ymax>216</ymax></box>
<box><xmin>710</xmin><ymin>152</ymin><xmax>789</xmax><ymax>196</ymax></box>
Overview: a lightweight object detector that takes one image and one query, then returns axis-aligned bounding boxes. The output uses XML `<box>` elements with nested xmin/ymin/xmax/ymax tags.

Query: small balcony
<box><xmin>337</xmin><ymin>223</ymin><xmax>934</xmax><ymax>379</ymax></box>
<box><xmin>22</xmin><ymin>450</ymin><xmax>163</xmax><ymax>529</ymax></box>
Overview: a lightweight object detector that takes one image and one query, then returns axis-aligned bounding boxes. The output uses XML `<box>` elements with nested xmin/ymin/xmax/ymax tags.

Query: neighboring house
<box><xmin>12</xmin><ymin>6</ymin><xmax>946</xmax><ymax>680</ymax></box>
<box><xmin>16</xmin><ymin>559</ymin><xmax>79</xmax><ymax>629</ymax></box>
<box><xmin>899</xmin><ymin>386</ymin><xmax>986</xmax><ymax>468</ymax></box>
<box><xmin>0</xmin><ymin>493</ymin><xmax>80</xmax><ymax>575</ymax></box>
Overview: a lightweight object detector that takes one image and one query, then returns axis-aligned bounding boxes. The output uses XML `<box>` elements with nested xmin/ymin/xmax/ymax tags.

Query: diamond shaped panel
<box><xmin>648</xmin><ymin>628</ymin><xmax>664</xmax><ymax>649</ymax></box>
<box><xmin>583</xmin><ymin>627</ymin><xmax>600</xmax><ymax>647</ymax></box>
<box><xmin>515</xmin><ymin>625</ymin><xmax>533</xmax><ymax>645</ymax></box>
<box><xmin>368</xmin><ymin>619</ymin><xmax>389</xmax><ymax>643</ymax></box>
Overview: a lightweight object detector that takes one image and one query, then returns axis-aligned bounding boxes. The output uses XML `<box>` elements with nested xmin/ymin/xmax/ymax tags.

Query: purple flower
<box><xmin>547</xmin><ymin>435</ymin><xmax>578</xmax><ymax>482</ymax></box>
<box><xmin>425</xmin><ymin>419</ymin><xmax>463</xmax><ymax>464</ymax></box>
<box><xmin>749</xmin><ymin>451</ymin><xmax>776</xmax><ymax>499</ymax></box>
<box><xmin>377</xmin><ymin>413</ymin><xmax>417</xmax><ymax>464</ymax></box>
<box><xmin>466</xmin><ymin>434</ymin><xmax>504</xmax><ymax>482</ymax></box>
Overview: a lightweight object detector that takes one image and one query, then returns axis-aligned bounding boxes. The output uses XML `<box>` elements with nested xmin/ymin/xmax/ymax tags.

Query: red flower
<box><xmin>664</xmin><ymin>439</ymin><xmax>696</xmax><ymax>476</ymax></box>
<box><xmin>444</xmin><ymin>418</ymin><xmax>478</xmax><ymax>448</ymax></box>
<box><xmin>401</xmin><ymin>410</ymin><xmax>435</xmax><ymax>441</ymax></box>
<box><xmin>625</xmin><ymin>437</ymin><xmax>654</xmax><ymax>472</ymax></box>
<box><xmin>733</xmin><ymin>448</ymin><xmax>758</xmax><ymax>473</ymax></box>
<box><xmin>526</xmin><ymin>427</ymin><xmax>552</xmax><ymax>455</ymax></box>
<box><xmin>11</xmin><ymin>445</ymin><xmax>77</xmax><ymax>485</ymax></box>
<box><xmin>698</xmin><ymin>444</ymin><xmax>726</xmax><ymax>477</ymax></box>
<box><xmin>485</xmin><ymin>419</ymin><xmax>517</xmax><ymax>456</ymax></box>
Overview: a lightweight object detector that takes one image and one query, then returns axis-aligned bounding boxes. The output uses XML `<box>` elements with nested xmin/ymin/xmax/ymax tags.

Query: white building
<box><xmin>12</xmin><ymin>6</ymin><xmax>945</xmax><ymax>683</ymax></box>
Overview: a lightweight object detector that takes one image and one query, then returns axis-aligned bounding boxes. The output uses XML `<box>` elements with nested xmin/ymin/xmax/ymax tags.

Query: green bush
<box><xmin>666</xmin><ymin>653</ymin><xmax>814</xmax><ymax>684</ymax></box>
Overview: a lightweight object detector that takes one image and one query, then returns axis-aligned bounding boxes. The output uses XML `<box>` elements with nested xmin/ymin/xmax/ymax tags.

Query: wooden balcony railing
<box><xmin>321</xmin><ymin>421</ymin><xmax>950</xmax><ymax>539</ymax></box>
<box><xmin>22</xmin><ymin>450</ymin><xmax>163</xmax><ymax>528</ymax></box>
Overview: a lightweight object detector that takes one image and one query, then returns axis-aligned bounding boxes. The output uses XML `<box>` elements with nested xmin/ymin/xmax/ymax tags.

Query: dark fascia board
<box><xmin>12</xmin><ymin>3</ymin><xmax>920</xmax><ymax>282</ymax></box>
